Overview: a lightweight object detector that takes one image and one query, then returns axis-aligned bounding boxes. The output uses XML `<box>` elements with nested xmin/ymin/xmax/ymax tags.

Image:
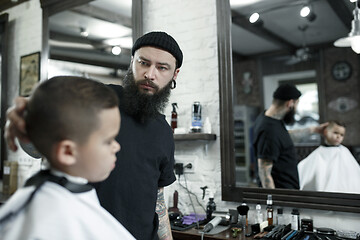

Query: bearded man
<box><xmin>5</xmin><ymin>31</ymin><xmax>182</xmax><ymax>240</ymax></box>
<box><xmin>253</xmin><ymin>84</ymin><xmax>326</xmax><ymax>189</ymax></box>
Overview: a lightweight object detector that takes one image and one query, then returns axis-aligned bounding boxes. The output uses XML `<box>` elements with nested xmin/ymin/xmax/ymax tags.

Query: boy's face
<box><xmin>324</xmin><ymin>124</ymin><xmax>345</xmax><ymax>146</ymax></box>
<box><xmin>75</xmin><ymin>107</ymin><xmax>121</xmax><ymax>182</ymax></box>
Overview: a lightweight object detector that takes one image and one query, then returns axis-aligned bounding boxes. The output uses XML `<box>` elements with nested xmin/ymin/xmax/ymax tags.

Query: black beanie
<box><xmin>273</xmin><ymin>83</ymin><xmax>302</xmax><ymax>100</ymax></box>
<box><xmin>132</xmin><ymin>31</ymin><xmax>183</xmax><ymax>68</ymax></box>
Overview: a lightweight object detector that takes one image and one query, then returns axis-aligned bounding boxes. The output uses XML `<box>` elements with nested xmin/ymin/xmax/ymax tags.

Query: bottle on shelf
<box><xmin>266</xmin><ymin>194</ymin><xmax>273</xmax><ymax>225</ymax></box>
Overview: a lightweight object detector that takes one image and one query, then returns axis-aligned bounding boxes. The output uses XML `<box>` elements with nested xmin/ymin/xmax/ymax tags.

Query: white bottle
<box><xmin>255</xmin><ymin>204</ymin><xmax>263</xmax><ymax>224</ymax></box>
<box><xmin>203</xmin><ymin>117</ymin><xmax>211</xmax><ymax>134</ymax></box>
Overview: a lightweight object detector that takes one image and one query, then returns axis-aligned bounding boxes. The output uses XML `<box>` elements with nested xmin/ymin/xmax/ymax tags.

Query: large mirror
<box><xmin>220</xmin><ymin>0</ymin><xmax>360</xmax><ymax>212</ymax></box>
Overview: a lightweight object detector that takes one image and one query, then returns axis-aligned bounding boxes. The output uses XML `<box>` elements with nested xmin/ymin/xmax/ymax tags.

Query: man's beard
<box><xmin>122</xmin><ymin>68</ymin><xmax>172</xmax><ymax>122</ymax></box>
<box><xmin>283</xmin><ymin>107</ymin><xmax>296</xmax><ymax>125</ymax></box>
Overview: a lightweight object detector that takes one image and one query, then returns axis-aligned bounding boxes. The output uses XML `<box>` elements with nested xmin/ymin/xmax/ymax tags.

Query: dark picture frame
<box><xmin>19</xmin><ymin>51</ymin><xmax>40</xmax><ymax>97</ymax></box>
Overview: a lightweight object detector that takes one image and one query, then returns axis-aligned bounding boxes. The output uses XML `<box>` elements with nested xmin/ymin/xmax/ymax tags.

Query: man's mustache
<box><xmin>136</xmin><ymin>79</ymin><xmax>159</xmax><ymax>91</ymax></box>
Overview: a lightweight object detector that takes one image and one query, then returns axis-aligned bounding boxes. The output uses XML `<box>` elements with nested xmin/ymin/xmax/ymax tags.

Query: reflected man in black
<box><xmin>253</xmin><ymin>84</ymin><xmax>326</xmax><ymax>189</ymax></box>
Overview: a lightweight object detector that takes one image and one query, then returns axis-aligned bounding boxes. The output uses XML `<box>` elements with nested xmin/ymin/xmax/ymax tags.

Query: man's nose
<box><xmin>144</xmin><ymin>65</ymin><xmax>156</xmax><ymax>80</ymax></box>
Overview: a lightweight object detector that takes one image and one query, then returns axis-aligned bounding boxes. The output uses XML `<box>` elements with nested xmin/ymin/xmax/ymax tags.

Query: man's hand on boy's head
<box><xmin>311</xmin><ymin>122</ymin><xmax>329</xmax><ymax>135</ymax></box>
<box><xmin>5</xmin><ymin>97</ymin><xmax>30</xmax><ymax>151</ymax></box>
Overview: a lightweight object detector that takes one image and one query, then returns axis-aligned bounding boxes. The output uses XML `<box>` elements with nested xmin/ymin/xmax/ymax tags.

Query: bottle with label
<box><xmin>191</xmin><ymin>102</ymin><xmax>202</xmax><ymax>132</ymax></box>
<box><xmin>171</xmin><ymin>103</ymin><xmax>178</xmax><ymax>133</ymax></box>
<box><xmin>276</xmin><ymin>208</ymin><xmax>284</xmax><ymax>225</ymax></box>
<box><xmin>266</xmin><ymin>194</ymin><xmax>273</xmax><ymax>225</ymax></box>
<box><xmin>291</xmin><ymin>208</ymin><xmax>300</xmax><ymax>230</ymax></box>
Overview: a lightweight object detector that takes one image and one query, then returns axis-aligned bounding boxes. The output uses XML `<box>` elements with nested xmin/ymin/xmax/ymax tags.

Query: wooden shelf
<box><xmin>174</xmin><ymin>133</ymin><xmax>216</xmax><ymax>141</ymax></box>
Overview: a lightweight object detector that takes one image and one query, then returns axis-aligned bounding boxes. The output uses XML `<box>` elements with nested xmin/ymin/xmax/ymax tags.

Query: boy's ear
<box><xmin>55</xmin><ymin>140</ymin><xmax>78</xmax><ymax>166</ymax></box>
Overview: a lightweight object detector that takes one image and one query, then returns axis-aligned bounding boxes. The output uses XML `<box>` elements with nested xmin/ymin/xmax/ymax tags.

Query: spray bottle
<box><xmin>171</xmin><ymin>103</ymin><xmax>178</xmax><ymax>133</ymax></box>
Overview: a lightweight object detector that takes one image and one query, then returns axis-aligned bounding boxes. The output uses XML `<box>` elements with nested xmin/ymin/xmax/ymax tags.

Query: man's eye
<box><xmin>158</xmin><ymin>66</ymin><xmax>168</xmax><ymax>71</ymax></box>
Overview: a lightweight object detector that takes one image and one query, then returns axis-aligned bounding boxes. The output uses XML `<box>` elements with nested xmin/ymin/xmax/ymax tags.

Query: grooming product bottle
<box><xmin>191</xmin><ymin>101</ymin><xmax>202</xmax><ymax>132</ymax></box>
<box><xmin>266</xmin><ymin>194</ymin><xmax>273</xmax><ymax>225</ymax></box>
<box><xmin>237</xmin><ymin>203</ymin><xmax>249</xmax><ymax>230</ymax></box>
<box><xmin>291</xmin><ymin>208</ymin><xmax>300</xmax><ymax>230</ymax></box>
<box><xmin>171</xmin><ymin>103</ymin><xmax>178</xmax><ymax>133</ymax></box>
<box><xmin>206</xmin><ymin>197</ymin><xmax>216</xmax><ymax>220</ymax></box>
<box><xmin>255</xmin><ymin>204</ymin><xmax>263</xmax><ymax>224</ymax></box>
<box><xmin>276</xmin><ymin>208</ymin><xmax>284</xmax><ymax>225</ymax></box>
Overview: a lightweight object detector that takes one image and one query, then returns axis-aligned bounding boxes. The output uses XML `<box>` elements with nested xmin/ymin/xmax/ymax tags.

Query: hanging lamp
<box><xmin>334</xmin><ymin>1</ymin><xmax>360</xmax><ymax>54</ymax></box>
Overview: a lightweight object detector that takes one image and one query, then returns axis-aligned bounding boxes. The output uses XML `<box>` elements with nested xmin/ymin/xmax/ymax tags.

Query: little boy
<box><xmin>0</xmin><ymin>76</ymin><xmax>134</xmax><ymax>239</ymax></box>
<box><xmin>298</xmin><ymin>120</ymin><xmax>360</xmax><ymax>193</ymax></box>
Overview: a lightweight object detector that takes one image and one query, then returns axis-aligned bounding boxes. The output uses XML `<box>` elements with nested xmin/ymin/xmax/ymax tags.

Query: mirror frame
<box><xmin>0</xmin><ymin>13</ymin><xmax>9</xmax><ymax>178</ymax></box>
<box><xmin>218</xmin><ymin>0</ymin><xmax>360</xmax><ymax>213</ymax></box>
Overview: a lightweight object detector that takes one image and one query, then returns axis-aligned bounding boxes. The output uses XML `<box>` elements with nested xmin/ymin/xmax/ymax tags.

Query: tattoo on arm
<box><xmin>258</xmin><ymin>158</ymin><xmax>275</xmax><ymax>189</ymax></box>
<box><xmin>156</xmin><ymin>188</ymin><xmax>173</xmax><ymax>240</ymax></box>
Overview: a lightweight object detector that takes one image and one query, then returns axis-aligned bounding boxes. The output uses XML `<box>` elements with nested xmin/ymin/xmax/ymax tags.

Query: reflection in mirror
<box><xmin>222</xmin><ymin>0</ymin><xmax>360</xmax><ymax>212</ymax></box>
<box><xmin>47</xmin><ymin>0</ymin><xmax>133</xmax><ymax>84</ymax></box>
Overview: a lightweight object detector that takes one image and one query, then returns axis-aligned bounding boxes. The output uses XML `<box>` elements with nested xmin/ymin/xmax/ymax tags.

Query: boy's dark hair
<box><xmin>25</xmin><ymin>76</ymin><xmax>119</xmax><ymax>160</ymax></box>
<box><xmin>327</xmin><ymin>120</ymin><xmax>346</xmax><ymax>129</ymax></box>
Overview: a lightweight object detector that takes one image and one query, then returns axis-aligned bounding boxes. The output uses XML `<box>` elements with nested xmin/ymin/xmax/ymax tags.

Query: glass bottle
<box><xmin>266</xmin><ymin>194</ymin><xmax>273</xmax><ymax>225</ymax></box>
<box><xmin>256</xmin><ymin>204</ymin><xmax>263</xmax><ymax>224</ymax></box>
<box><xmin>276</xmin><ymin>208</ymin><xmax>284</xmax><ymax>225</ymax></box>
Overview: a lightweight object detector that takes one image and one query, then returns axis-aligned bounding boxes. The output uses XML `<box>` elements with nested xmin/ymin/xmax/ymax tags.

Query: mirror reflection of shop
<box><xmin>234</xmin><ymin>105</ymin><xmax>258</xmax><ymax>187</ymax></box>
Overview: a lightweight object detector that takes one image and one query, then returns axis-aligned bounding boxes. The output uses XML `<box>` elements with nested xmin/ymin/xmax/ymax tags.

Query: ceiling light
<box><xmin>334</xmin><ymin>2</ymin><xmax>360</xmax><ymax>54</ymax></box>
<box><xmin>300</xmin><ymin>6</ymin><xmax>310</xmax><ymax>17</ymax></box>
<box><xmin>111</xmin><ymin>46</ymin><xmax>122</xmax><ymax>55</ymax></box>
<box><xmin>249</xmin><ymin>12</ymin><xmax>260</xmax><ymax>23</ymax></box>
<box><xmin>300</xmin><ymin>5</ymin><xmax>316</xmax><ymax>22</ymax></box>
<box><xmin>350</xmin><ymin>0</ymin><xmax>357</xmax><ymax>2</ymax></box>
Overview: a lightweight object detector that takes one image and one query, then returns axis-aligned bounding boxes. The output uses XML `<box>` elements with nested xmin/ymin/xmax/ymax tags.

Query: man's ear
<box><xmin>286</xmin><ymin>99</ymin><xmax>296</xmax><ymax>109</ymax></box>
<box><xmin>55</xmin><ymin>140</ymin><xmax>77</xmax><ymax>166</ymax></box>
<box><xmin>173</xmin><ymin>68</ymin><xmax>180</xmax><ymax>81</ymax></box>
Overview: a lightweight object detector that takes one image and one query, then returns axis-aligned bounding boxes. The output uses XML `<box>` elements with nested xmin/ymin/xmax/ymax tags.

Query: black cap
<box><xmin>273</xmin><ymin>83</ymin><xmax>302</xmax><ymax>100</ymax></box>
<box><xmin>132</xmin><ymin>31</ymin><xmax>183</xmax><ymax>68</ymax></box>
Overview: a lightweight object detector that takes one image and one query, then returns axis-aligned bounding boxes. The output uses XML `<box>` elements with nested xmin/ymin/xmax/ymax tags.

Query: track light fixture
<box><xmin>249</xmin><ymin>12</ymin><xmax>263</xmax><ymax>26</ymax></box>
<box><xmin>300</xmin><ymin>5</ymin><xmax>316</xmax><ymax>22</ymax></box>
<box><xmin>334</xmin><ymin>1</ymin><xmax>360</xmax><ymax>54</ymax></box>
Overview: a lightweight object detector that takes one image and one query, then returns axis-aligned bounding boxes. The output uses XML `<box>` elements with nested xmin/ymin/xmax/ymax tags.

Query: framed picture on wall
<box><xmin>19</xmin><ymin>52</ymin><xmax>40</xmax><ymax>97</ymax></box>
